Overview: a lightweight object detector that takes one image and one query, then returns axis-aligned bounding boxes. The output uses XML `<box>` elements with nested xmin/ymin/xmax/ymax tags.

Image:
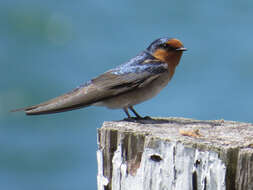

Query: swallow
<box><xmin>12</xmin><ymin>37</ymin><xmax>186</xmax><ymax>118</ymax></box>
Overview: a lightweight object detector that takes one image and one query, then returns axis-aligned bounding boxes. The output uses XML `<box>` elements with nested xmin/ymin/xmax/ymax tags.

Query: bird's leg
<box><xmin>123</xmin><ymin>108</ymin><xmax>131</xmax><ymax>118</ymax></box>
<box><xmin>129</xmin><ymin>106</ymin><xmax>152</xmax><ymax>120</ymax></box>
<box><xmin>129</xmin><ymin>106</ymin><xmax>142</xmax><ymax>119</ymax></box>
<box><xmin>124</xmin><ymin>106</ymin><xmax>151</xmax><ymax>121</ymax></box>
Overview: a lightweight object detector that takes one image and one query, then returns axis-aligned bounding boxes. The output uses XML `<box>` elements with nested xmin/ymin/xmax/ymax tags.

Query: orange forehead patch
<box><xmin>166</xmin><ymin>38</ymin><xmax>184</xmax><ymax>49</ymax></box>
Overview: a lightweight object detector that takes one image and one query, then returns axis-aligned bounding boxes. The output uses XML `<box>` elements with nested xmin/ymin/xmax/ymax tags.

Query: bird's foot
<box><xmin>123</xmin><ymin>116</ymin><xmax>152</xmax><ymax>121</ymax></box>
<box><xmin>123</xmin><ymin>117</ymin><xmax>137</xmax><ymax>121</ymax></box>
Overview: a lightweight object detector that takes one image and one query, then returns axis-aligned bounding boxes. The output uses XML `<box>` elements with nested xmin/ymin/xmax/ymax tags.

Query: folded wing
<box><xmin>12</xmin><ymin>59</ymin><xmax>168</xmax><ymax>115</ymax></box>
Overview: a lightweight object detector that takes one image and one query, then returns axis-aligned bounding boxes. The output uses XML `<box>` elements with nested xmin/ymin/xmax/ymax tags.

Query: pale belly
<box><xmin>95</xmin><ymin>72</ymin><xmax>171</xmax><ymax>109</ymax></box>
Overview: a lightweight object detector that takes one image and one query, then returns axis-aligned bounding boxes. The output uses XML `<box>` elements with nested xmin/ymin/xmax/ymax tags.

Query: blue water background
<box><xmin>1</xmin><ymin>0</ymin><xmax>253</xmax><ymax>189</ymax></box>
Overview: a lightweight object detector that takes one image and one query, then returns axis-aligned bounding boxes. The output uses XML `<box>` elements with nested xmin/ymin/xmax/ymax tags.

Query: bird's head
<box><xmin>147</xmin><ymin>38</ymin><xmax>186</xmax><ymax>66</ymax></box>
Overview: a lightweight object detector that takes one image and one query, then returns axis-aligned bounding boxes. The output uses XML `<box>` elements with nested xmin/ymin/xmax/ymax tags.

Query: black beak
<box><xmin>176</xmin><ymin>47</ymin><xmax>187</xmax><ymax>51</ymax></box>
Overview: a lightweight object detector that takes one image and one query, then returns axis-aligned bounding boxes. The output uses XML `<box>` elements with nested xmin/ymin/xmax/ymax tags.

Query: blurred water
<box><xmin>1</xmin><ymin>0</ymin><xmax>253</xmax><ymax>189</ymax></box>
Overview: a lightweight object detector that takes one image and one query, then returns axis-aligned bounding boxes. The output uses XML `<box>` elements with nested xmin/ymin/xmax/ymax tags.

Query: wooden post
<box><xmin>97</xmin><ymin>117</ymin><xmax>253</xmax><ymax>190</ymax></box>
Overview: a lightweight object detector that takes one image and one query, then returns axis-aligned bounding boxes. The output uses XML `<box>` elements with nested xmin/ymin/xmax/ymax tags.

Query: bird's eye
<box><xmin>160</xmin><ymin>43</ymin><xmax>176</xmax><ymax>51</ymax></box>
<box><xmin>161</xmin><ymin>43</ymin><xmax>168</xmax><ymax>48</ymax></box>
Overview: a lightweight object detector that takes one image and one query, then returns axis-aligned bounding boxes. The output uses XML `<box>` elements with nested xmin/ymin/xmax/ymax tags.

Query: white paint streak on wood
<box><xmin>97</xmin><ymin>149</ymin><xmax>109</xmax><ymax>190</ymax></box>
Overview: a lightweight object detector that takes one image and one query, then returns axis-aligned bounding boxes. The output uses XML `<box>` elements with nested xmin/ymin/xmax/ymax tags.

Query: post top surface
<box><xmin>101</xmin><ymin>117</ymin><xmax>253</xmax><ymax>150</ymax></box>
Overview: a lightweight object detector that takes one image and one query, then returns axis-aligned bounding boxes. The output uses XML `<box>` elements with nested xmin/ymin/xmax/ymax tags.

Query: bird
<box><xmin>12</xmin><ymin>37</ymin><xmax>186</xmax><ymax>119</ymax></box>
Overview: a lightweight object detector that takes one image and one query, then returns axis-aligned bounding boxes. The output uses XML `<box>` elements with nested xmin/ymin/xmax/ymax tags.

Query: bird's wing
<box><xmin>93</xmin><ymin>60</ymin><xmax>168</xmax><ymax>92</ymax></box>
<box><xmin>12</xmin><ymin>59</ymin><xmax>168</xmax><ymax>115</ymax></box>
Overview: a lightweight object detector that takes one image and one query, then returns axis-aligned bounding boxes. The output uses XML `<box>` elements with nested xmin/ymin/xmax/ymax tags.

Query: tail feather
<box><xmin>24</xmin><ymin>102</ymin><xmax>92</xmax><ymax>115</ymax></box>
<box><xmin>11</xmin><ymin>99</ymin><xmax>93</xmax><ymax>115</ymax></box>
<box><xmin>11</xmin><ymin>85</ymin><xmax>98</xmax><ymax>115</ymax></box>
<box><xmin>10</xmin><ymin>105</ymin><xmax>39</xmax><ymax>113</ymax></box>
